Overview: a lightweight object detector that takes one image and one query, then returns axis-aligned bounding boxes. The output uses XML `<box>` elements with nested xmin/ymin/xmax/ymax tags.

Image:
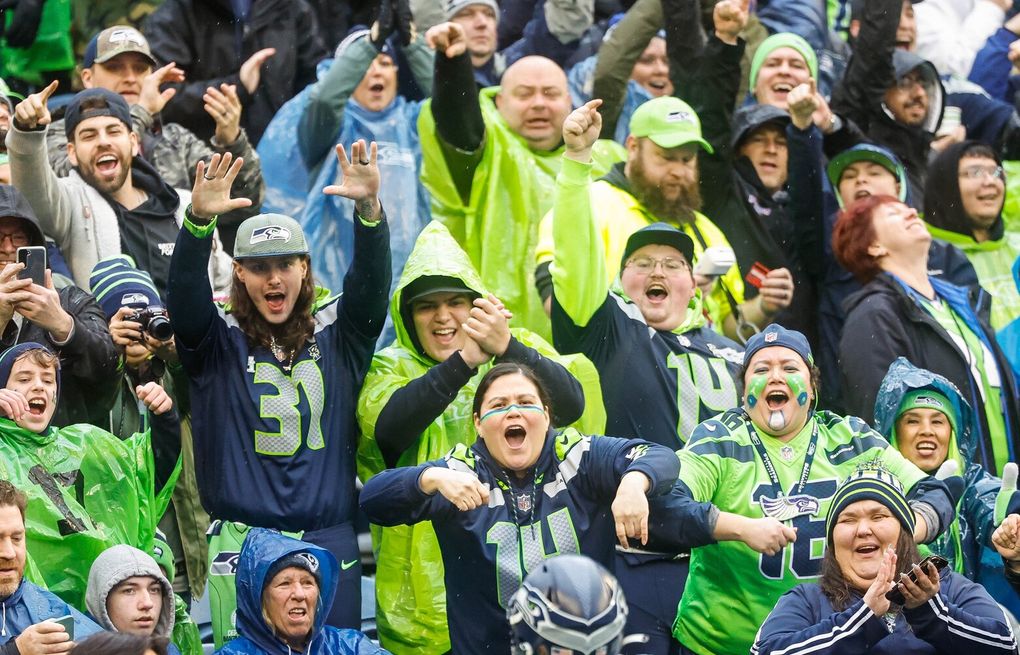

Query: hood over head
<box><xmin>730</xmin><ymin>103</ymin><xmax>791</xmax><ymax>152</ymax></box>
<box><xmin>235</xmin><ymin>528</ymin><xmax>338</xmax><ymax>655</ymax></box>
<box><xmin>924</xmin><ymin>140</ymin><xmax>1004</xmax><ymax>241</ymax></box>
<box><xmin>391</xmin><ymin>221</ymin><xmax>488</xmax><ymax>363</ymax></box>
<box><xmin>887</xmin><ymin>51</ymin><xmax>944</xmax><ymax>134</ymax></box>
<box><xmin>874</xmin><ymin>357</ymin><xmax>974</xmax><ymax>468</ymax></box>
<box><xmin>85</xmin><ymin>544</ymin><xmax>175</xmax><ymax>637</ymax></box>
<box><xmin>0</xmin><ymin>185</ymin><xmax>46</xmax><ymax>247</ymax></box>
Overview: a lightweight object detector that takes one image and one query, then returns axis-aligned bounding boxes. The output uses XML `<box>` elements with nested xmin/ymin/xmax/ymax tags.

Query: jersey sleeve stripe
<box><xmin>687</xmin><ymin>439</ymin><xmax>755</xmax><ymax>464</ymax></box>
<box><xmin>765</xmin><ymin>602</ymin><xmax>872</xmax><ymax>655</ymax></box>
<box><xmin>928</xmin><ymin>595</ymin><xmax>1017</xmax><ymax>649</ymax></box>
<box><xmin>824</xmin><ymin>434</ymin><xmax>889</xmax><ymax>466</ymax></box>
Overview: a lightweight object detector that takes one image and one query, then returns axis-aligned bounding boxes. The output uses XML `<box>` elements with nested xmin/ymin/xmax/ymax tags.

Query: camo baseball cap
<box><xmin>84</xmin><ymin>26</ymin><xmax>158</xmax><ymax>68</ymax></box>
<box><xmin>233</xmin><ymin>214</ymin><xmax>309</xmax><ymax>260</ymax></box>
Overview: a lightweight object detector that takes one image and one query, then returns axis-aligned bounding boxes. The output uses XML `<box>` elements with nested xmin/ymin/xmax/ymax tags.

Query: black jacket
<box><xmin>0</xmin><ymin>186</ymin><xmax>119</xmax><ymax>428</ymax></box>
<box><xmin>830</xmin><ymin>0</ymin><xmax>943</xmax><ymax>205</ymax></box>
<box><xmin>839</xmin><ymin>272</ymin><xmax>1020</xmax><ymax>472</ymax></box>
<box><xmin>143</xmin><ymin>0</ymin><xmax>329</xmax><ymax>145</ymax></box>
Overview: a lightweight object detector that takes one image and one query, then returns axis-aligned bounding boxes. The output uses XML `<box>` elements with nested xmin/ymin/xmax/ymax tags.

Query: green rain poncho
<box><xmin>357</xmin><ymin>221</ymin><xmax>606</xmax><ymax>654</ymax></box>
<box><xmin>0</xmin><ymin>419</ymin><xmax>176</xmax><ymax>609</ymax></box>
<box><xmin>418</xmin><ymin>87</ymin><xmax>626</xmax><ymax>341</ymax></box>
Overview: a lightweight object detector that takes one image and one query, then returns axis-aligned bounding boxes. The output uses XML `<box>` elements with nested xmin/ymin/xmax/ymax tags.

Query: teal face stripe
<box><xmin>479</xmin><ymin>404</ymin><xmax>545</xmax><ymax>422</ymax></box>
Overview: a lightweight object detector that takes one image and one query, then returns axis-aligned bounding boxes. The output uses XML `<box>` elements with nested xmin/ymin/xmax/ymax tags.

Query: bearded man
<box><xmin>535</xmin><ymin>96</ymin><xmax>793</xmax><ymax>338</ymax></box>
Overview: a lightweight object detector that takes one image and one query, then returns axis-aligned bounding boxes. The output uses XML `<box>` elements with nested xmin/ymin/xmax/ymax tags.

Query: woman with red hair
<box><xmin>833</xmin><ymin>194</ymin><xmax>1019</xmax><ymax>477</ymax></box>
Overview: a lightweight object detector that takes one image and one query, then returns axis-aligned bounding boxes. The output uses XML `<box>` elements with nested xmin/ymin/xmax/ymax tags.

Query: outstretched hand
<box><xmin>12</xmin><ymin>80</ymin><xmax>57</xmax><ymax>131</ymax></box>
<box><xmin>323</xmin><ymin>140</ymin><xmax>381</xmax><ymax>222</ymax></box>
<box><xmin>562</xmin><ymin>99</ymin><xmax>602</xmax><ymax>162</ymax></box>
<box><xmin>993</xmin><ymin>514</ymin><xmax>1020</xmax><ymax>562</ymax></box>
<box><xmin>425</xmin><ymin>22</ymin><xmax>467</xmax><ymax>58</ymax></box>
<box><xmin>190</xmin><ymin>152</ymin><xmax>252</xmax><ymax>220</ymax></box>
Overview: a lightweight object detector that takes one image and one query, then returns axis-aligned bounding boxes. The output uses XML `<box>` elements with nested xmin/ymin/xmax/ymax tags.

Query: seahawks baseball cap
<box><xmin>827</xmin><ymin>143</ymin><xmax>907</xmax><ymax>207</ymax></box>
<box><xmin>620</xmin><ymin>222</ymin><xmax>696</xmax><ymax>270</ymax></box>
<box><xmin>629</xmin><ymin>97</ymin><xmax>713</xmax><ymax>153</ymax></box>
<box><xmin>84</xmin><ymin>26</ymin><xmax>158</xmax><ymax>69</ymax></box>
<box><xmin>233</xmin><ymin>214</ymin><xmax>309</xmax><ymax>260</ymax></box>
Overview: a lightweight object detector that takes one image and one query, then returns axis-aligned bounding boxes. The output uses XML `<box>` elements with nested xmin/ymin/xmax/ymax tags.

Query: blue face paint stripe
<box><xmin>479</xmin><ymin>404</ymin><xmax>545</xmax><ymax>422</ymax></box>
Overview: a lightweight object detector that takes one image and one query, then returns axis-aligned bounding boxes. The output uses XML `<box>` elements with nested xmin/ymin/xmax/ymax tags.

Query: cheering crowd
<box><xmin>0</xmin><ymin>0</ymin><xmax>1019</xmax><ymax>652</ymax></box>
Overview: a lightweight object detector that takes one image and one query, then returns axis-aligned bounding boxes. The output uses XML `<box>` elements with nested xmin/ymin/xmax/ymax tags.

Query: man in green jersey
<box><xmin>671</xmin><ymin>324</ymin><xmax>955</xmax><ymax>655</ymax></box>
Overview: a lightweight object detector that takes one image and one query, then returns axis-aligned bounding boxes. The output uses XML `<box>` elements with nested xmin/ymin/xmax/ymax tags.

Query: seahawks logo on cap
<box><xmin>296</xmin><ymin>552</ymin><xmax>319</xmax><ymax>572</ymax></box>
<box><xmin>914</xmin><ymin>395</ymin><xmax>945</xmax><ymax>409</ymax></box>
<box><xmin>666</xmin><ymin>110</ymin><xmax>693</xmax><ymax>123</ymax></box>
<box><xmin>107</xmin><ymin>28</ymin><xmax>147</xmax><ymax>47</ymax></box>
<box><xmin>120</xmin><ymin>292</ymin><xmax>149</xmax><ymax>305</ymax></box>
<box><xmin>250</xmin><ymin>226</ymin><xmax>291</xmax><ymax>245</ymax></box>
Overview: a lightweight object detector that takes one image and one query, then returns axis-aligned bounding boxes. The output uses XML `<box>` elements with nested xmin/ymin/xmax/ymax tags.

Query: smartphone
<box><xmin>885</xmin><ymin>554</ymin><xmax>949</xmax><ymax>604</ymax></box>
<box><xmin>52</xmin><ymin>614</ymin><xmax>74</xmax><ymax>640</ymax></box>
<box><xmin>16</xmin><ymin>246</ymin><xmax>47</xmax><ymax>286</ymax></box>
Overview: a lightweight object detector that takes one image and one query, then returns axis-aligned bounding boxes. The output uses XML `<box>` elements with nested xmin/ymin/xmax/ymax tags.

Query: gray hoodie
<box><xmin>85</xmin><ymin>545</ymin><xmax>175</xmax><ymax>638</ymax></box>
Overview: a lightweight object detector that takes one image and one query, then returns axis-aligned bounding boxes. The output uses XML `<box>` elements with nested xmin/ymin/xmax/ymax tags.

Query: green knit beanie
<box><xmin>749</xmin><ymin>33</ymin><xmax>819</xmax><ymax>94</ymax></box>
<box><xmin>896</xmin><ymin>389</ymin><xmax>957</xmax><ymax>438</ymax></box>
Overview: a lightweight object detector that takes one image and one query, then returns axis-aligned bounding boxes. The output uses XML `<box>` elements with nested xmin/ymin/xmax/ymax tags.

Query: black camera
<box><xmin>127</xmin><ymin>307</ymin><xmax>173</xmax><ymax>342</ymax></box>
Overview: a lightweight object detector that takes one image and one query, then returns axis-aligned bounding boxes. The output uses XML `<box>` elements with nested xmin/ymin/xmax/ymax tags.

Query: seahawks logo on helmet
<box><xmin>296</xmin><ymin>552</ymin><xmax>320</xmax><ymax>573</ymax></box>
<box><xmin>759</xmin><ymin>494</ymin><xmax>820</xmax><ymax>521</ymax></box>
<box><xmin>250</xmin><ymin>226</ymin><xmax>291</xmax><ymax>245</ymax></box>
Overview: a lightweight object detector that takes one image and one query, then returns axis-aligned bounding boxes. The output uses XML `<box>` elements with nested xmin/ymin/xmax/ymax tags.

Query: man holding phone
<box><xmin>0</xmin><ymin>479</ymin><xmax>102</xmax><ymax>655</ymax></box>
<box><xmin>0</xmin><ymin>185</ymin><xmax>118</xmax><ymax>427</ymax></box>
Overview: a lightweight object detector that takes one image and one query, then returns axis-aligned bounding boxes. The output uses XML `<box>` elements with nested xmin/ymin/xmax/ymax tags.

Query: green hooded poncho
<box><xmin>356</xmin><ymin>221</ymin><xmax>606</xmax><ymax>654</ymax></box>
<box><xmin>418</xmin><ymin>87</ymin><xmax>626</xmax><ymax>341</ymax></box>
<box><xmin>0</xmin><ymin>419</ymin><xmax>177</xmax><ymax>610</ymax></box>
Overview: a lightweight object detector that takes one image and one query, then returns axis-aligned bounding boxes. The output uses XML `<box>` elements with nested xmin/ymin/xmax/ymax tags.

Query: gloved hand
<box><xmin>935</xmin><ymin>460</ymin><xmax>966</xmax><ymax>509</ymax></box>
<box><xmin>996</xmin><ymin>462</ymin><xmax>1018</xmax><ymax>525</ymax></box>
<box><xmin>0</xmin><ymin>0</ymin><xmax>45</xmax><ymax>49</ymax></box>
<box><xmin>370</xmin><ymin>0</ymin><xmax>395</xmax><ymax>51</ymax></box>
<box><xmin>394</xmin><ymin>0</ymin><xmax>416</xmax><ymax>46</ymax></box>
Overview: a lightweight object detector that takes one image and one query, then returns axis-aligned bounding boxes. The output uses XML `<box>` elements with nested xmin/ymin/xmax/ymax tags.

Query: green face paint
<box><xmin>786</xmin><ymin>373</ymin><xmax>809</xmax><ymax>406</ymax></box>
<box><xmin>746</xmin><ymin>374</ymin><xmax>768</xmax><ymax>408</ymax></box>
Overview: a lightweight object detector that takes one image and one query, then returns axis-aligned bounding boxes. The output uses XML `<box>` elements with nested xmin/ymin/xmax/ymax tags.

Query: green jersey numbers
<box><xmin>487</xmin><ymin>507</ymin><xmax>580</xmax><ymax>607</ymax></box>
<box><xmin>667</xmin><ymin>352</ymin><xmax>738</xmax><ymax>444</ymax></box>
<box><xmin>752</xmin><ymin>479</ymin><xmax>838</xmax><ymax>580</ymax></box>
<box><xmin>253</xmin><ymin>360</ymin><xmax>327</xmax><ymax>456</ymax></box>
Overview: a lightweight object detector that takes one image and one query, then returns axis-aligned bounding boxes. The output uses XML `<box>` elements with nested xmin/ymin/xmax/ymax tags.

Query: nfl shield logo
<box><xmin>765</xmin><ymin>331</ymin><xmax>778</xmax><ymax>342</ymax></box>
<box><xmin>517</xmin><ymin>495</ymin><xmax>532</xmax><ymax>512</ymax></box>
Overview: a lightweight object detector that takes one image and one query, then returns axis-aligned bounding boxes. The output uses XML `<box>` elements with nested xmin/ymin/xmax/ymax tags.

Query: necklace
<box><xmin>498</xmin><ymin>468</ymin><xmax>538</xmax><ymax>541</ymax></box>
<box><xmin>269</xmin><ymin>335</ymin><xmax>296</xmax><ymax>371</ymax></box>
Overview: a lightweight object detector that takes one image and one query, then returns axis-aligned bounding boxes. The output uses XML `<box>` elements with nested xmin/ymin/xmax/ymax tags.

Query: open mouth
<box><xmin>27</xmin><ymin>398</ymin><xmax>46</xmax><ymax>416</ymax></box>
<box><xmin>287</xmin><ymin>608</ymin><xmax>308</xmax><ymax>622</ymax></box>
<box><xmin>915</xmin><ymin>440</ymin><xmax>938</xmax><ymax>455</ymax></box>
<box><xmin>525</xmin><ymin>118</ymin><xmax>550</xmax><ymax>129</ymax></box>
<box><xmin>855</xmin><ymin>543</ymin><xmax>880</xmax><ymax>555</ymax></box>
<box><xmin>432</xmin><ymin>327</ymin><xmax>456</xmax><ymax>344</ymax></box>
<box><xmin>264</xmin><ymin>292</ymin><xmax>285</xmax><ymax>313</ymax></box>
<box><xmin>772</xmin><ymin>83</ymin><xmax>793</xmax><ymax>95</ymax></box>
<box><xmin>645</xmin><ymin>283</ymin><xmax>668</xmax><ymax>302</ymax></box>
<box><xmin>95</xmin><ymin>154</ymin><xmax>119</xmax><ymax>175</ymax></box>
<box><xmin>853</xmin><ymin>189</ymin><xmax>872</xmax><ymax>200</ymax></box>
<box><xmin>504</xmin><ymin>424</ymin><xmax>527</xmax><ymax>449</ymax></box>
<box><xmin>369</xmin><ymin>83</ymin><xmax>384</xmax><ymax>93</ymax></box>
<box><xmin>765</xmin><ymin>390</ymin><xmax>788</xmax><ymax>411</ymax></box>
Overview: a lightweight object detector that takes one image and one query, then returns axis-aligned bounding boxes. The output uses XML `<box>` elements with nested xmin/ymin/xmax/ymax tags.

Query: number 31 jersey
<box><xmin>179</xmin><ymin>292</ymin><xmax>375</xmax><ymax>533</ymax></box>
<box><xmin>674</xmin><ymin>409</ymin><xmax>929</xmax><ymax>655</ymax></box>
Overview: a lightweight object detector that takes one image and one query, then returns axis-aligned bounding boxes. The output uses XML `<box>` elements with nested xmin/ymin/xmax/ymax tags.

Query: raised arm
<box><xmin>323</xmin><ymin>140</ymin><xmax>391</xmax><ymax>342</ymax></box>
<box><xmin>7</xmin><ymin>82</ymin><xmax>76</xmax><ymax>247</ymax></box>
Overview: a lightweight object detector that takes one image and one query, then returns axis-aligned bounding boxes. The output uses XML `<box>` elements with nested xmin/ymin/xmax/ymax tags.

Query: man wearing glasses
<box><xmin>544</xmin><ymin>98</ymin><xmax>749</xmax><ymax>655</ymax></box>
<box><xmin>924</xmin><ymin>141</ymin><xmax>1020</xmax><ymax>330</ymax></box>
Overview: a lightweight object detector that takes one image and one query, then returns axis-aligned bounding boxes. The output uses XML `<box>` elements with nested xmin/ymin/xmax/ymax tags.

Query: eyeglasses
<box><xmin>625</xmin><ymin>256</ymin><xmax>691</xmax><ymax>275</ymax></box>
<box><xmin>959</xmin><ymin>165</ymin><xmax>1005</xmax><ymax>181</ymax></box>
<box><xmin>0</xmin><ymin>232</ymin><xmax>29</xmax><ymax>247</ymax></box>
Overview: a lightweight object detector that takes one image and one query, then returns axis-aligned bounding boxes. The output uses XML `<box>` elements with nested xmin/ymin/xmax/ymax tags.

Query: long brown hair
<box><xmin>230</xmin><ymin>256</ymin><xmax>316</xmax><ymax>355</ymax></box>
<box><xmin>819</xmin><ymin>527</ymin><xmax>920</xmax><ymax>610</ymax></box>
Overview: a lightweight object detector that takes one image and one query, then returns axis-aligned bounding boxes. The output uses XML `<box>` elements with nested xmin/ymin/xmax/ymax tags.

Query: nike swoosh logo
<box><xmin>340</xmin><ymin>559</ymin><xmax>358</xmax><ymax>570</ymax></box>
